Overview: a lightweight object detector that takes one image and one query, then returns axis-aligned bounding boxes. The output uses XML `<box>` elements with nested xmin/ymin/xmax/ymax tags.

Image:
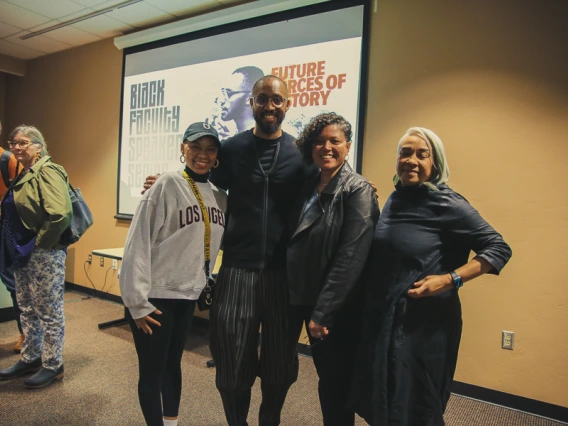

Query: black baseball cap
<box><xmin>182</xmin><ymin>122</ymin><xmax>221</xmax><ymax>147</ymax></box>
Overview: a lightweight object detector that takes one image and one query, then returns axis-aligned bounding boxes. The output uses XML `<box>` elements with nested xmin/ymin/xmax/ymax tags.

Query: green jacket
<box><xmin>12</xmin><ymin>156</ymin><xmax>72</xmax><ymax>249</ymax></box>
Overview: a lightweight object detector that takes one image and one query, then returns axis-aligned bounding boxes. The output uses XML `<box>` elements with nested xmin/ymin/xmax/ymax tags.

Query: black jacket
<box><xmin>349</xmin><ymin>183</ymin><xmax>512</xmax><ymax>426</ymax></box>
<box><xmin>211</xmin><ymin>129</ymin><xmax>316</xmax><ymax>269</ymax></box>
<box><xmin>287</xmin><ymin>162</ymin><xmax>380</xmax><ymax>327</ymax></box>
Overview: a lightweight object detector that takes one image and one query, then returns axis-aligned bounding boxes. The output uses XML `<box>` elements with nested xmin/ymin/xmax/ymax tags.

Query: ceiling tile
<box><xmin>93</xmin><ymin>0</ymin><xmax>139</xmax><ymax>8</ymax></box>
<box><xmin>143</xmin><ymin>0</ymin><xmax>212</xmax><ymax>14</ymax></box>
<box><xmin>0</xmin><ymin>39</ymin><xmax>44</xmax><ymax>59</ymax></box>
<box><xmin>0</xmin><ymin>21</ymin><xmax>22</xmax><ymax>38</ymax></box>
<box><xmin>217</xmin><ymin>0</ymin><xmax>251</xmax><ymax>4</ymax></box>
<box><xmin>169</xmin><ymin>1</ymin><xmax>222</xmax><ymax>17</ymax></box>
<box><xmin>129</xmin><ymin>13</ymin><xmax>175</xmax><ymax>29</ymax></box>
<box><xmin>4</xmin><ymin>0</ymin><xmax>87</xmax><ymax>20</ymax></box>
<box><xmin>70</xmin><ymin>0</ymin><xmax>120</xmax><ymax>6</ymax></box>
<box><xmin>105</xmin><ymin>1</ymin><xmax>173</xmax><ymax>27</ymax></box>
<box><xmin>0</xmin><ymin>0</ymin><xmax>51</xmax><ymax>29</ymax></box>
<box><xmin>43</xmin><ymin>25</ymin><xmax>102</xmax><ymax>46</ymax></box>
<box><xmin>5</xmin><ymin>30</ymin><xmax>72</xmax><ymax>54</ymax></box>
<box><xmin>59</xmin><ymin>9</ymin><xmax>97</xmax><ymax>21</ymax></box>
<box><xmin>70</xmin><ymin>13</ymin><xmax>134</xmax><ymax>37</ymax></box>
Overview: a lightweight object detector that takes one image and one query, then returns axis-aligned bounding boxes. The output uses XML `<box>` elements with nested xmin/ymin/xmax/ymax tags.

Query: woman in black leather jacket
<box><xmin>286</xmin><ymin>113</ymin><xmax>380</xmax><ymax>426</ymax></box>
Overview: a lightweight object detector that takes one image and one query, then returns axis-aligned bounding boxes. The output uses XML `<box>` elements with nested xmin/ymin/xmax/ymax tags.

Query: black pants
<box><xmin>127</xmin><ymin>298</ymin><xmax>196</xmax><ymax>426</ymax></box>
<box><xmin>209</xmin><ymin>266</ymin><xmax>298</xmax><ymax>426</ymax></box>
<box><xmin>288</xmin><ymin>304</ymin><xmax>361</xmax><ymax>426</ymax></box>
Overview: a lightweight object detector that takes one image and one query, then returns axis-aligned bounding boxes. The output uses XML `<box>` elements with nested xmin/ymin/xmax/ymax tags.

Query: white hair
<box><xmin>395</xmin><ymin>126</ymin><xmax>450</xmax><ymax>188</ymax></box>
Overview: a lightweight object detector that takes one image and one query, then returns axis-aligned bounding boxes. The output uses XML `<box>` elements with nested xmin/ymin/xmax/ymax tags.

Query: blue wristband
<box><xmin>450</xmin><ymin>270</ymin><xmax>463</xmax><ymax>290</ymax></box>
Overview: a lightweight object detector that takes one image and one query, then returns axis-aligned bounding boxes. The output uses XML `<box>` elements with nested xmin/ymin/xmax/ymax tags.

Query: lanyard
<box><xmin>182</xmin><ymin>171</ymin><xmax>211</xmax><ymax>277</ymax></box>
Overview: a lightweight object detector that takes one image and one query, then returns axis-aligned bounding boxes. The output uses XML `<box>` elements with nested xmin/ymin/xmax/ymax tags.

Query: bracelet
<box><xmin>450</xmin><ymin>270</ymin><xmax>463</xmax><ymax>290</ymax></box>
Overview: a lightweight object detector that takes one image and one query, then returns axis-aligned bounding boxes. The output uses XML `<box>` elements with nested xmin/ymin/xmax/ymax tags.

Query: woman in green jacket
<box><xmin>0</xmin><ymin>125</ymin><xmax>72</xmax><ymax>389</ymax></box>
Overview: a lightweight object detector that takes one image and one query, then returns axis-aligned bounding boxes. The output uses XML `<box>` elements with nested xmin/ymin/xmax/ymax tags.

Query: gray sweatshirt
<box><xmin>120</xmin><ymin>171</ymin><xmax>226</xmax><ymax>319</ymax></box>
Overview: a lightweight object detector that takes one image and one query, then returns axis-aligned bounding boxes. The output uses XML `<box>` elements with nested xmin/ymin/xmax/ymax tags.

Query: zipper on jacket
<box><xmin>261</xmin><ymin>174</ymin><xmax>268</xmax><ymax>269</ymax></box>
<box><xmin>257</xmin><ymin>141</ymin><xmax>281</xmax><ymax>269</ymax></box>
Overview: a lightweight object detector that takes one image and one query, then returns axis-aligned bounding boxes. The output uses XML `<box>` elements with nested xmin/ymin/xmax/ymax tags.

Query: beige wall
<box><xmin>4</xmin><ymin>39</ymin><xmax>127</xmax><ymax>297</ymax></box>
<box><xmin>0</xmin><ymin>72</ymin><xmax>5</xmax><ymax>133</ymax></box>
<box><xmin>2</xmin><ymin>0</ymin><xmax>567</xmax><ymax>408</ymax></box>
<box><xmin>365</xmin><ymin>0</ymin><xmax>568</xmax><ymax>407</ymax></box>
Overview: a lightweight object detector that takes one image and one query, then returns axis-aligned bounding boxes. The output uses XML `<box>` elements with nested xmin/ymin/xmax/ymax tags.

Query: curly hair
<box><xmin>296</xmin><ymin>112</ymin><xmax>352</xmax><ymax>164</ymax></box>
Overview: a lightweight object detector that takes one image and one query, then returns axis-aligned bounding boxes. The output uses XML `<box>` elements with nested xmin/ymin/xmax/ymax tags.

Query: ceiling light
<box><xmin>20</xmin><ymin>0</ymin><xmax>143</xmax><ymax>40</ymax></box>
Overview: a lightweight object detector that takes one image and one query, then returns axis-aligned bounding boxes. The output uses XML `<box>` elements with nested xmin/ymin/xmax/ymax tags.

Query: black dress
<box><xmin>349</xmin><ymin>183</ymin><xmax>512</xmax><ymax>426</ymax></box>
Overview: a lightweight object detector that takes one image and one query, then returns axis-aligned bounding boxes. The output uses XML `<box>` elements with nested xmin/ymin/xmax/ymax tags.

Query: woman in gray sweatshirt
<box><xmin>120</xmin><ymin>122</ymin><xmax>227</xmax><ymax>426</ymax></box>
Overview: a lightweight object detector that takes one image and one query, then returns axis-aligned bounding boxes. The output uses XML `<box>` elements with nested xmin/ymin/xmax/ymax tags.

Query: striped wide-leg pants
<box><xmin>209</xmin><ymin>266</ymin><xmax>299</xmax><ymax>426</ymax></box>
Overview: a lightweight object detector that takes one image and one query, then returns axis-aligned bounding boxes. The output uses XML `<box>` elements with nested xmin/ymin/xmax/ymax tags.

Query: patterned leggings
<box><xmin>15</xmin><ymin>248</ymin><xmax>66</xmax><ymax>371</ymax></box>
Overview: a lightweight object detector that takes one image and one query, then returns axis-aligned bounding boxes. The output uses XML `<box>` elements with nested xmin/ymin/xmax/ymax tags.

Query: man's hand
<box><xmin>308</xmin><ymin>320</ymin><xmax>329</xmax><ymax>339</ymax></box>
<box><xmin>134</xmin><ymin>309</ymin><xmax>162</xmax><ymax>334</ymax></box>
<box><xmin>408</xmin><ymin>274</ymin><xmax>453</xmax><ymax>298</ymax></box>
<box><xmin>141</xmin><ymin>174</ymin><xmax>160</xmax><ymax>195</ymax></box>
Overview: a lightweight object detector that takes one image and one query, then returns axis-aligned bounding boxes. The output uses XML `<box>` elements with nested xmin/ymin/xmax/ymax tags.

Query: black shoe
<box><xmin>24</xmin><ymin>365</ymin><xmax>64</xmax><ymax>389</ymax></box>
<box><xmin>0</xmin><ymin>359</ymin><xmax>42</xmax><ymax>381</ymax></box>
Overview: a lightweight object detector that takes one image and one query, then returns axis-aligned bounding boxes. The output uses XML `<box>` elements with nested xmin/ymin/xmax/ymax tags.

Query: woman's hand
<box><xmin>408</xmin><ymin>274</ymin><xmax>453</xmax><ymax>298</ymax></box>
<box><xmin>141</xmin><ymin>174</ymin><xmax>160</xmax><ymax>195</ymax></box>
<box><xmin>308</xmin><ymin>320</ymin><xmax>329</xmax><ymax>339</ymax></box>
<box><xmin>134</xmin><ymin>309</ymin><xmax>162</xmax><ymax>334</ymax></box>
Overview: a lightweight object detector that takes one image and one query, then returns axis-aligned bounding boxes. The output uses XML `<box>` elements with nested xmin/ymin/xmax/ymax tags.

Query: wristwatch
<box><xmin>450</xmin><ymin>270</ymin><xmax>463</xmax><ymax>290</ymax></box>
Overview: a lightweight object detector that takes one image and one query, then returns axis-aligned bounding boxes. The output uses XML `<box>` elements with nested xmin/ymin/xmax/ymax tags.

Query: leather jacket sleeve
<box><xmin>310</xmin><ymin>180</ymin><xmax>379</xmax><ymax>327</ymax></box>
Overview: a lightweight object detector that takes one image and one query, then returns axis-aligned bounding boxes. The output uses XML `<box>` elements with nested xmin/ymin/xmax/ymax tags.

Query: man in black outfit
<box><xmin>208</xmin><ymin>75</ymin><xmax>315</xmax><ymax>426</ymax></box>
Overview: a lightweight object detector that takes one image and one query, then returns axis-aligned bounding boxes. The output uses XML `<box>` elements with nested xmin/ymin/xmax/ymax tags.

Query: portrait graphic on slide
<box><xmin>120</xmin><ymin>38</ymin><xmax>363</xmax><ymax>215</ymax></box>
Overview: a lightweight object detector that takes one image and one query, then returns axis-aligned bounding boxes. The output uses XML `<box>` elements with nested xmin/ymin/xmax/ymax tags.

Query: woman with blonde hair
<box><xmin>0</xmin><ymin>125</ymin><xmax>72</xmax><ymax>389</ymax></box>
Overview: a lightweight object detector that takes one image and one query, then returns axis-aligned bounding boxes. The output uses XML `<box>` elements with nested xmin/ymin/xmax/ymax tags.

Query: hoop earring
<box><xmin>180</xmin><ymin>154</ymin><xmax>185</xmax><ymax>163</ymax></box>
<box><xmin>213</xmin><ymin>159</ymin><xmax>220</xmax><ymax>168</ymax></box>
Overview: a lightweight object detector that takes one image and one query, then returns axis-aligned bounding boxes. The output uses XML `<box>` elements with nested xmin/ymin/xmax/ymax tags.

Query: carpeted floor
<box><xmin>0</xmin><ymin>291</ymin><xmax>565</xmax><ymax>426</ymax></box>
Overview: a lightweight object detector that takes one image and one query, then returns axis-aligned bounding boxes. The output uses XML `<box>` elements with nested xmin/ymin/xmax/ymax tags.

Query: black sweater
<box><xmin>350</xmin><ymin>183</ymin><xmax>512</xmax><ymax>425</ymax></box>
<box><xmin>210</xmin><ymin>129</ymin><xmax>316</xmax><ymax>269</ymax></box>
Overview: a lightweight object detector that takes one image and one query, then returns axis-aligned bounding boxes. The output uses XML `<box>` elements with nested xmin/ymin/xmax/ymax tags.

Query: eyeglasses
<box><xmin>251</xmin><ymin>94</ymin><xmax>287</xmax><ymax>108</ymax></box>
<box><xmin>221</xmin><ymin>88</ymin><xmax>249</xmax><ymax>100</ymax></box>
<box><xmin>8</xmin><ymin>139</ymin><xmax>33</xmax><ymax>149</ymax></box>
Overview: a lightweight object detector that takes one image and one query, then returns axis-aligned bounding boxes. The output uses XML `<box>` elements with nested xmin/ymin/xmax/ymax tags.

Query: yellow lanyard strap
<box><xmin>182</xmin><ymin>171</ymin><xmax>211</xmax><ymax>276</ymax></box>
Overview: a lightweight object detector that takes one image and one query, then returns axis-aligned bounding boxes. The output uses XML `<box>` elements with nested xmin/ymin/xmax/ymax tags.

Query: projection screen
<box><xmin>117</xmin><ymin>1</ymin><xmax>369</xmax><ymax>217</ymax></box>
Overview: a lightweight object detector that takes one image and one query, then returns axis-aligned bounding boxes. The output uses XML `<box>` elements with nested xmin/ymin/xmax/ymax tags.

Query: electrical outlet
<box><xmin>100</xmin><ymin>257</ymin><xmax>104</xmax><ymax>267</ymax></box>
<box><xmin>502</xmin><ymin>330</ymin><xmax>514</xmax><ymax>350</ymax></box>
<box><xmin>87</xmin><ymin>254</ymin><xmax>92</xmax><ymax>264</ymax></box>
<box><xmin>112</xmin><ymin>259</ymin><xmax>117</xmax><ymax>270</ymax></box>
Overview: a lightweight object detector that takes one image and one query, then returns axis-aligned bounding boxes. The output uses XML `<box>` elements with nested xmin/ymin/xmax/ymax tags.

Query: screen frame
<box><xmin>115</xmin><ymin>0</ymin><xmax>370</xmax><ymax>220</ymax></box>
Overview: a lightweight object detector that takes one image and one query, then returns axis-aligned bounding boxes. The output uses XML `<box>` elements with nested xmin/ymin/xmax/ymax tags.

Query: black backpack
<box><xmin>0</xmin><ymin>149</ymin><xmax>12</xmax><ymax>188</ymax></box>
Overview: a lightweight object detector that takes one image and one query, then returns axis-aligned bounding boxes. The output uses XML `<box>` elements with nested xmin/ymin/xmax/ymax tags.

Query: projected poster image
<box><xmin>120</xmin><ymin>38</ymin><xmax>362</xmax><ymax>215</ymax></box>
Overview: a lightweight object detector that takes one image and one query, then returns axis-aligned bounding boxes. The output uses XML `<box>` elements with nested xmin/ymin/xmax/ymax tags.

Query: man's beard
<box><xmin>254</xmin><ymin>111</ymin><xmax>284</xmax><ymax>135</ymax></box>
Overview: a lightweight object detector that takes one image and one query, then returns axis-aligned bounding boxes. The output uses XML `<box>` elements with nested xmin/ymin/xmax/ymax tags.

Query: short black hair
<box><xmin>233</xmin><ymin>66</ymin><xmax>265</xmax><ymax>90</ymax></box>
<box><xmin>296</xmin><ymin>112</ymin><xmax>352</xmax><ymax>165</ymax></box>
